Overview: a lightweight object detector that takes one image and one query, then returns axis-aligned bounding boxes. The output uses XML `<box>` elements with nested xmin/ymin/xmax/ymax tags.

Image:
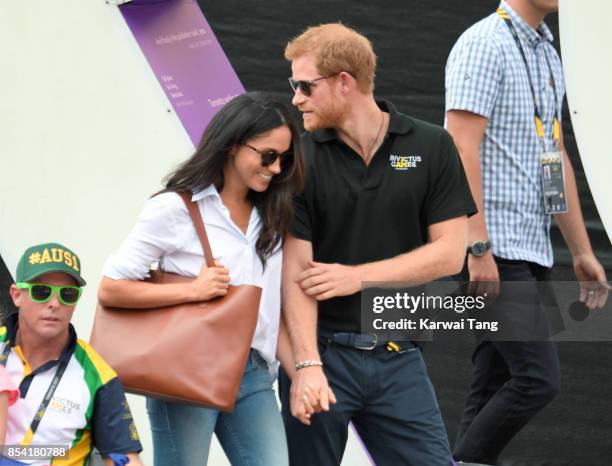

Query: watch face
<box><xmin>471</xmin><ymin>241</ymin><xmax>487</xmax><ymax>256</ymax></box>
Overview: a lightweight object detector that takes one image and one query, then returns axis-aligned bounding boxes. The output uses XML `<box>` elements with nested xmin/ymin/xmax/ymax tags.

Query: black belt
<box><xmin>318</xmin><ymin>328</ymin><xmax>413</xmax><ymax>352</ymax></box>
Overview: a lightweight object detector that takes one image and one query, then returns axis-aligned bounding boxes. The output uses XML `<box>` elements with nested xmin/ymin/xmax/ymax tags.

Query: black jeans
<box><xmin>453</xmin><ymin>258</ymin><xmax>561</xmax><ymax>465</ymax></box>
<box><xmin>280</xmin><ymin>336</ymin><xmax>453</xmax><ymax>466</ymax></box>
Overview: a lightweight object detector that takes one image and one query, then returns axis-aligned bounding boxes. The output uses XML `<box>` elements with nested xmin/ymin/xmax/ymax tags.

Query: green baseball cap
<box><xmin>15</xmin><ymin>242</ymin><xmax>86</xmax><ymax>286</ymax></box>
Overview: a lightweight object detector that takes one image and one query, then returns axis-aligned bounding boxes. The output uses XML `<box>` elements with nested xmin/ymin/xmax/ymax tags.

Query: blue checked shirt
<box><xmin>445</xmin><ymin>0</ymin><xmax>565</xmax><ymax>267</ymax></box>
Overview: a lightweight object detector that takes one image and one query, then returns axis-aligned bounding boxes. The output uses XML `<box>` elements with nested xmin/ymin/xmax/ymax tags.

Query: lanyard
<box><xmin>1</xmin><ymin>342</ymin><xmax>69</xmax><ymax>446</ymax></box>
<box><xmin>496</xmin><ymin>7</ymin><xmax>560</xmax><ymax>149</ymax></box>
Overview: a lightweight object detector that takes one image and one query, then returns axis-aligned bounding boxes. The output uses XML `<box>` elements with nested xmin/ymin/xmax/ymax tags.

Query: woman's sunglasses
<box><xmin>17</xmin><ymin>282</ymin><xmax>82</xmax><ymax>306</ymax></box>
<box><xmin>288</xmin><ymin>74</ymin><xmax>338</xmax><ymax>97</ymax></box>
<box><xmin>244</xmin><ymin>144</ymin><xmax>294</xmax><ymax>169</ymax></box>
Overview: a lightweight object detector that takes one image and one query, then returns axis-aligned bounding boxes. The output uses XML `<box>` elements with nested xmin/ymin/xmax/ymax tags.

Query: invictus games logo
<box><xmin>49</xmin><ymin>397</ymin><xmax>81</xmax><ymax>414</ymax></box>
<box><xmin>390</xmin><ymin>154</ymin><xmax>422</xmax><ymax>170</ymax></box>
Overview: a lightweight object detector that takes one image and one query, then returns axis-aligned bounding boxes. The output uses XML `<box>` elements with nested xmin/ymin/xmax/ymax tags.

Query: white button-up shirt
<box><xmin>103</xmin><ymin>186</ymin><xmax>282</xmax><ymax>367</ymax></box>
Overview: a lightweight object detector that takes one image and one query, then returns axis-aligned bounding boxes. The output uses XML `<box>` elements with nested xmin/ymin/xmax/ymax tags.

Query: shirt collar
<box><xmin>500</xmin><ymin>0</ymin><xmax>554</xmax><ymax>47</ymax></box>
<box><xmin>191</xmin><ymin>184</ymin><xmax>221</xmax><ymax>202</ymax></box>
<box><xmin>190</xmin><ymin>184</ymin><xmax>255</xmax><ymax>234</ymax></box>
<box><xmin>311</xmin><ymin>99</ymin><xmax>413</xmax><ymax>143</ymax></box>
<box><xmin>6</xmin><ymin>312</ymin><xmax>77</xmax><ymax>365</ymax></box>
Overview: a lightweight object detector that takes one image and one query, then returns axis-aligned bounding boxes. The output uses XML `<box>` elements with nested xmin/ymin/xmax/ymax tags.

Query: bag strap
<box><xmin>179</xmin><ymin>192</ymin><xmax>215</xmax><ymax>267</ymax></box>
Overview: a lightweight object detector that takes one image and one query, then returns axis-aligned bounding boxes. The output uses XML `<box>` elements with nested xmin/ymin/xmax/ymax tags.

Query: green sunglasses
<box><xmin>16</xmin><ymin>282</ymin><xmax>82</xmax><ymax>306</ymax></box>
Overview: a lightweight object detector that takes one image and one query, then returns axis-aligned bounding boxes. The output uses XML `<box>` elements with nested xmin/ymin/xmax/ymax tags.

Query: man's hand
<box><xmin>467</xmin><ymin>251</ymin><xmax>500</xmax><ymax>302</ymax></box>
<box><xmin>296</xmin><ymin>261</ymin><xmax>361</xmax><ymax>300</ymax></box>
<box><xmin>573</xmin><ymin>253</ymin><xmax>610</xmax><ymax>309</ymax></box>
<box><xmin>290</xmin><ymin>365</ymin><xmax>336</xmax><ymax>425</ymax></box>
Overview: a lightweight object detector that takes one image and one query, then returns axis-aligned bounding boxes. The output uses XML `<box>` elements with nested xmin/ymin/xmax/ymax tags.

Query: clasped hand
<box><xmin>290</xmin><ymin>365</ymin><xmax>337</xmax><ymax>425</ymax></box>
<box><xmin>296</xmin><ymin>261</ymin><xmax>361</xmax><ymax>300</ymax></box>
<box><xmin>191</xmin><ymin>260</ymin><xmax>230</xmax><ymax>301</ymax></box>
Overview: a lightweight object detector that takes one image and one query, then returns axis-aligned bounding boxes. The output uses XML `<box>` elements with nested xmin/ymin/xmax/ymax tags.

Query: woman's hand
<box><xmin>190</xmin><ymin>260</ymin><xmax>230</xmax><ymax>301</ymax></box>
<box><xmin>98</xmin><ymin>261</ymin><xmax>231</xmax><ymax>308</ymax></box>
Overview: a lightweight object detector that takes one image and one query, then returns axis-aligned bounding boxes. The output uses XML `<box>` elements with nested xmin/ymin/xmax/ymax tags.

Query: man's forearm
<box><xmin>459</xmin><ymin>142</ymin><xmax>500</xmax><ymax>286</ymax></box>
<box><xmin>282</xmin><ymin>278</ymin><xmax>320</xmax><ymax>361</ymax></box>
<box><xmin>277</xmin><ymin>313</ymin><xmax>297</xmax><ymax>379</ymax></box>
<box><xmin>282</xmin><ymin>236</ymin><xmax>320</xmax><ymax>361</ymax></box>
<box><xmin>554</xmin><ymin>152</ymin><xmax>593</xmax><ymax>257</ymax></box>
<box><xmin>358</xmin><ymin>219</ymin><xmax>467</xmax><ymax>284</ymax></box>
<box><xmin>462</xmin><ymin>147</ymin><xmax>490</xmax><ymax>243</ymax></box>
<box><xmin>446</xmin><ymin>110</ymin><xmax>490</xmax><ymax>243</ymax></box>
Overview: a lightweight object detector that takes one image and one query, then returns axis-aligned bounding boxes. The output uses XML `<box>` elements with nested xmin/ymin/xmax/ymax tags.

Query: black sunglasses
<box><xmin>288</xmin><ymin>74</ymin><xmax>338</xmax><ymax>97</ymax></box>
<box><xmin>244</xmin><ymin>144</ymin><xmax>294</xmax><ymax>168</ymax></box>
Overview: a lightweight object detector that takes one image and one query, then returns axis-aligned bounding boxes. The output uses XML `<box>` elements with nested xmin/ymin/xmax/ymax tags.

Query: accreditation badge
<box><xmin>540</xmin><ymin>151</ymin><xmax>568</xmax><ymax>214</ymax></box>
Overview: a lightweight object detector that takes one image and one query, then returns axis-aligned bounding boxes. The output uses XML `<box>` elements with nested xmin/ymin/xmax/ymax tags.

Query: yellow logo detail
<box><xmin>28</xmin><ymin>253</ymin><xmax>42</xmax><ymax>265</ymax></box>
<box><xmin>28</xmin><ymin>248</ymin><xmax>80</xmax><ymax>272</ymax></box>
<box><xmin>51</xmin><ymin>248</ymin><xmax>62</xmax><ymax>262</ymax></box>
<box><xmin>390</xmin><ymin>154</ymin><xmax>422</xmax><ymax>171</ymax></box>
<box><xmin>40</xmin><ymin>249</ymin><xmax>52</xmax><ymax>264</ymax></box>
<box><xmin>130</xmin><ymin>423</ymin><xmax>140</xmax><ymax>441</ymax></box>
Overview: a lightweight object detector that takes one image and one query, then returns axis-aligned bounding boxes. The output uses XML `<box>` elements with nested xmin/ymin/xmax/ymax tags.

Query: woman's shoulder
<box><xmin>127</xmin><ymin>192</ymin><xmax>192</xmax><ymax>238</ymax></box>
<box><xmin>141</xmin><ymin>191</ymin><xmax>189</xmax><ymax>220</ymax></box>
<box><xmin>146</xmin><ymin>191</ymin><xmax>187</xmax><ymax>208</ymax></box>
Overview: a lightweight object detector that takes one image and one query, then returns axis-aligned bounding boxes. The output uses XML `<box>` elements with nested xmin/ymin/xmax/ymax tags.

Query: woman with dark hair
<box><xmin>98</xmin><ymin>92</ymin><xmax>304</xmax><ymax>466</ymax></box>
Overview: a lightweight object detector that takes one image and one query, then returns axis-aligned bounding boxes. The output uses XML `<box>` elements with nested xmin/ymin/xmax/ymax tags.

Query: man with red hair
<box><xmin>281</xmin><ymin>23</ymin><xmax>476</xmax><ymax>466</ymax></box>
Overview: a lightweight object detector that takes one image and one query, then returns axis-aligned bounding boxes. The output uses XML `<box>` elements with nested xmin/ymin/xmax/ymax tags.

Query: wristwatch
<box><xmin>467</xmin><ymin>240</ymin><xmax>491</xmax><ymax>257</ymax></box>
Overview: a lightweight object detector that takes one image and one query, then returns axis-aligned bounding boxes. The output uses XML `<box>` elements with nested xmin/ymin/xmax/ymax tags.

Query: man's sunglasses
<box><xmin>288</xmin><ymin>74</ymin><xmax>338</xmax><ymax>97</ymax></box>
<box><xmin>17</xmin><ymin>282</ymin><xmax>82</xmax><ymax>305</ymax></box>
<box><xmin>244</xmin><ymin>144</ymin><xmax>294</xmax><ymax>169</ymax></box>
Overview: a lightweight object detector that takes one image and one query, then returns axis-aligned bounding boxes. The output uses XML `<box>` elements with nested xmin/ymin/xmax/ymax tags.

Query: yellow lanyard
<box><xmin>497</xmin><ymin>7</ymin><xmax>560</xmax><ymax>147</ymax></box>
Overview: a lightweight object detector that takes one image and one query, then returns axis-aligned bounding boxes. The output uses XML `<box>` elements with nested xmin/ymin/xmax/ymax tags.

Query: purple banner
<box><xmin>120</xmin><ymin>0</ymin><xmax>245</xmax><ymax>145</ymax></box>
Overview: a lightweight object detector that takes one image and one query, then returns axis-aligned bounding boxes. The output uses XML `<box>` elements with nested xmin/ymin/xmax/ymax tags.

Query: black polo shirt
<box><xmin>290</xmin><ymin>100</ymin><xmax>477</xmax><ymax>332</ymax></box>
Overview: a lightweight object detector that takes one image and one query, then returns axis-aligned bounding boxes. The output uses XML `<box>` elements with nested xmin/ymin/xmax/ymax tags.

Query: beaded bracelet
<box><xmin>295</xmin><ymin>360</ymin><xmax>323</xmax><ymax>371</ymax></box>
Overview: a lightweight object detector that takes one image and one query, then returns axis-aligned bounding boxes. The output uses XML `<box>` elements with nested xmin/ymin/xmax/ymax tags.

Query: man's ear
<box><xmin>9</xmin><ymin>284</ymin><xmax>23</xmax><ymax>307</ymax></box>
<box><xmin>338</xmin><ymin>71</ymin><xmax>355</xmax><ymax>95</ymax></box>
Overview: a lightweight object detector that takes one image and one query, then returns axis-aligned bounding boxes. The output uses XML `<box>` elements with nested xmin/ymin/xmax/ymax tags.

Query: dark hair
<box><xmin>162</xmin><ymin>92</ymin><xmax>304</xmax><ymax>266</ymax></box>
